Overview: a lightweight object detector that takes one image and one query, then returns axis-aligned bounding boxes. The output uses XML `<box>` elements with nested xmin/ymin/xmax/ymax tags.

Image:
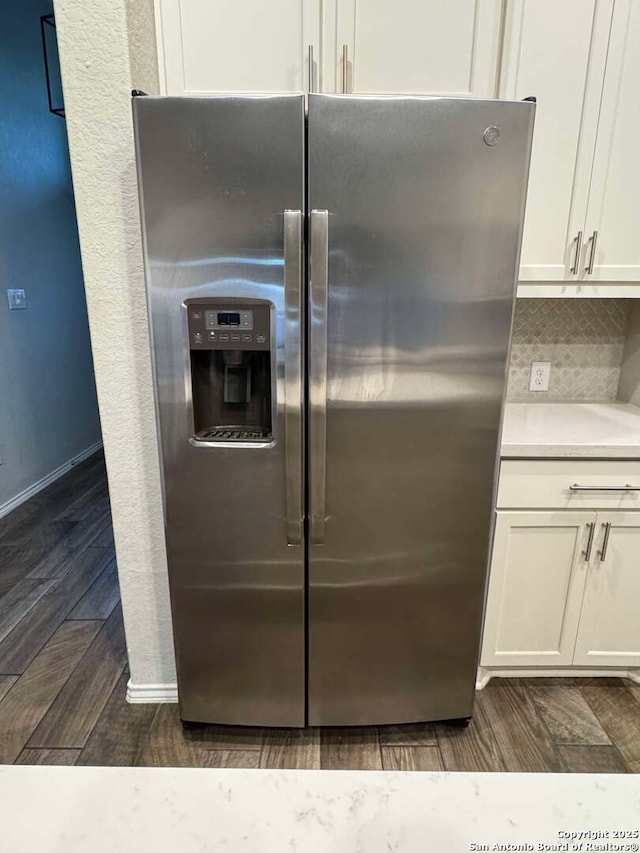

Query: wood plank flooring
<box><xmin>1</xmin><ymin>452</ymin><xmax>640</xmax><ymax>771</ymax></box>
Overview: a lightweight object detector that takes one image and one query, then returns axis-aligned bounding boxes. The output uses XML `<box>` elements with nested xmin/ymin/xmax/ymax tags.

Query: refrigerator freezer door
<box><xmin>133</xmin><ymin>95</ymin><xmax>306</xmax><ymax>726</ymax></box>
<box><xmin>307</xmin><ymin>95</ymin><xmax>533</xmax><ymax>725</ymax></box>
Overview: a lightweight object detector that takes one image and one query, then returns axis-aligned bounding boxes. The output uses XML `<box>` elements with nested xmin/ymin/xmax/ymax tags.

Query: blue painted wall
<box><xmin>0</xmin><ymin>0</ymin><xmax>101</xmax><ymax>508</ymax></box>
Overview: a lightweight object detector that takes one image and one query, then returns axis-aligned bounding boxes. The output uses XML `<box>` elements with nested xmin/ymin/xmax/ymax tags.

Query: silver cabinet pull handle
<box><xmin>571</xmin><ymin>230</ymin><xmax>583</xmax><ymax>275</ymax></box>
<box><xmin>598</xmin><ymin>521</ymin><xmax>611</xmax><ymax>562</ymax></box>
<box><xmin>586</xmin><ymin>230</ymin><xmax>598</xmax><ymax>275</ymax></box>
<box><xmin>308</xmin><ymin>44</ymin><xmax>315</xmax><ymax>93</ymax></box>
<box><xmin>309</xmin><ymin>209</ymin><xmax>329</xmax><ymax>545</ymax></box>
<box><xmin>283</xmin><ymin>210</ymin><xmax>303</xmax><ymax>545</ymax></box>
<box><xmin>342</xmin><ymin>44</ymin><xmax>349</xmax><ymax>94</ymax></box>
<box><xmin>583</xmin><ymin>521</ymin><xmax>595</xmax><ymax>561</ymax></box>
<box><xmin>570</xmin><ymin>484</ymin><xmax>640</xmax><ymax>492</ymax></box>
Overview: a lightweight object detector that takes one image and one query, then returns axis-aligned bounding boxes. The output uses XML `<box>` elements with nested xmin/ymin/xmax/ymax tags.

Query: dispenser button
<box><xmin>242</xmin><ymin>334</ymin><xmax>252</xmax><ymax>342</ymax></box>
<box><xmin>256</xmin><ymin>334</ymin><xmax>266</xmax><ymax>344</ymax></box>
<box><xmin>231</xmin><ymin>333</ymin><xmax>241</xmax><ymax>341</ymax></box>
<box><xmin>207</xmin><ymin>331</ymin><xmax>217</xmax><ymax>341</ymax></box>
<box><xmin>193</xmin><ymin>332</ymin><xmax>203</xmax><ymax>344</ymax></box>
<box><xmin>220</xmin><ymin>334</ymin><xmax>229</xmax><ymax>341</ymax></box>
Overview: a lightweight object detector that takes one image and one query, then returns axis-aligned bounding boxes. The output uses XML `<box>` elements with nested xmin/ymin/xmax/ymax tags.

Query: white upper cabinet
<box><xmin>500</xmin><ymin>0</ymin><xmax>613</xmax><ymax>282</ymax></box>
<box><xmin>157</xmin><ymin>0</ymin><xmax>503</xmax><ymax>97</ymax></box>
<box><xmin>332</xmin><ymin>0</ymin><xmax>503</xmax><ymax>96</ymax></box>
<box><xmin>157</xmin><ymin>0</ymin><xmax>321</xmax><ymax>94</ymax></box>
<box><xmin>582</xmin><ymin>0</ymin><xmax>640</xmax><ymax>282</ymax></box>
<box><xmin>503</xmin><ymin>0</ymin><xmax>640</xmax><ymax>286</ymax></box>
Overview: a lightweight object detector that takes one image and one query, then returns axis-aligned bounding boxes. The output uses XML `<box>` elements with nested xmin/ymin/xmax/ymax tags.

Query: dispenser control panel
<box><xmin>187</xmin><ymin>301</ymin><xmax>270</xmax><ymax>351</ymax></box>
<box><xmin>205</xmin><ymin>309</ymin><xmax>254</xmax><ymax>331</ymax></box>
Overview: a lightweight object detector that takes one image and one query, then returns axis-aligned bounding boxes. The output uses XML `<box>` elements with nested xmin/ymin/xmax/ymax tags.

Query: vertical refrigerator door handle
<box><xmin>284</xmin><ymin>210</ymin><xmax>304</xmax><ymax>545</ymax></box>
<box><xmin>309</xmin><ymin>209</ymin><xmax>329</xmax><ymax>545</ymax></box>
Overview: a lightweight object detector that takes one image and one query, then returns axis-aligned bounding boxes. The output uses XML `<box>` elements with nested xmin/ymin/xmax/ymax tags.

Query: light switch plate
<box><xmin>7</xmin><ymin>289</ymin><xmax>26</xmax><ymax>310</ymax></box>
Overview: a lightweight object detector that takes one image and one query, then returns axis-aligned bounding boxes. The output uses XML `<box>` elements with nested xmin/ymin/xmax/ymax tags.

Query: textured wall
<box><xmin>0</xmin><ymin>0</ymin><xmax>101</xmax><ymax>509</ymax></box>
<box><xmin>126</xmin><ymin>0</ymin><xmax>161</xmax><ymax>93</ymax></box>
<box><xmin>507</xmin><ymin>299</ymin><xmax>630</xmax><ymax>401</ymax></box>
<box><xmin>53</xmin><ymin>0</ymin><xmax>175</xmax><ymax>688</ymax></box>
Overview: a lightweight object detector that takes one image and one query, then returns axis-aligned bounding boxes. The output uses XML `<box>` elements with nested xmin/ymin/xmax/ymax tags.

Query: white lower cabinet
<box><xmin>482</xmin><ymin>461</ymin><xmax>640</xmax><ymax>673</ymax></box>
<box><xmin>481</xmin><ymin>512</ymin><xmax>593</xmax><ymax>667</ymax></box>
<box><xmin>573</xmin><ymin>513</ymin><xmax>640</xmax><ymax>667</ymax></box>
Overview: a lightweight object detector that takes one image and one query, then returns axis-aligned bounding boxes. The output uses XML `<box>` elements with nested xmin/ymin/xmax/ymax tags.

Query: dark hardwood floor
<box><xmin>1</xmin><ymin>453</ymin><xmax>639</xmax><ymax>771</ymax></box>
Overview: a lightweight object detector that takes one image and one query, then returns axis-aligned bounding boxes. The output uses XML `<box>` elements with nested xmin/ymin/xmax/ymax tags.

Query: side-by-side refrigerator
<box><xmin>133</xmin><ymin>93</ymin><xmax>534</xmax><ymax>728</ymax></box>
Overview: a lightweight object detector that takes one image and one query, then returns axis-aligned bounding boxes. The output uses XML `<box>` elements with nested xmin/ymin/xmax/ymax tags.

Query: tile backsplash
<box><xmin>507</xmin><ymin>299</ymin><xmax>630</xmax><ymax>401</ymax></box>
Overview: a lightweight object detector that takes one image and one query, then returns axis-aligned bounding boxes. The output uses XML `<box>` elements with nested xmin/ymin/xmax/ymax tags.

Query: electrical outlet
<box><xmin>529</xmin><ymin>361</ymin><xmax>551</xmax><ymax>392</ymax></box>
<box><xmin>7</xmin><ymin>289</ymin><xmax>26</xmax><ymax>310</ymax></box>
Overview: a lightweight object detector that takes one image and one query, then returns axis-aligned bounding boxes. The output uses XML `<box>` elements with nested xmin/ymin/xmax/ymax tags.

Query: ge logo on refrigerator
<box><xmin>483</xmin><ymin>126</ymin><xmax>501</xmax><ymax>146</ymax></box>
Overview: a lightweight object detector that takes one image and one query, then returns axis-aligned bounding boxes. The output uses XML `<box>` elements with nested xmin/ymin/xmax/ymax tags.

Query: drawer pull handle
<box><xmin>569</xmin><ymin>483</ymin><xmax>640</xmax><ymax>492</ymax></box>
<box><xmin>583</xmin><ymin>522</ymin><xmax>595</xmax><ymax>561</ymax></box>
<box><xmin>598</xmin><ymin>522</ymin><xmax>611</xmax><ymax>562</ymax></box>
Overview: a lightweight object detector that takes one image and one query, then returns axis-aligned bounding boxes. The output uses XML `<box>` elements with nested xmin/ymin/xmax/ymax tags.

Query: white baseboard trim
<box><xmin>126</xmin><ymin>679</ymin><xmax>178</xmax><ymax>704</ymax></box>
<box><xmin>131</xmin><ymin>670</ymin><xmax>640</xmax><ymax>702</ymax></box>
<box><xmin>477</xmin><ymin>667</ymin><xmax>639</xmax><ymax>689</ymax></box>
<box><xmin>476</xmin><ymin>667</ymin><xmax>492</xmax><ymax>690</ymax></box>
<box><xmin>0</xmin><ymin>441</ymin><xmax>103</xmax><ymax>520</ymax></box>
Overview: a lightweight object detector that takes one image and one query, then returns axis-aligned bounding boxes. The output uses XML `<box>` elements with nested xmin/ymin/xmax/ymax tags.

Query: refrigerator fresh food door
<box><xmin>133</xmin><ymin>95</ymin><xmax>306</xmax><ymax>726</ymax></box>
<box><xmin>307</xmin><ymin>94</ymin><xmax>534</xmax><ymax>726</ymax></box>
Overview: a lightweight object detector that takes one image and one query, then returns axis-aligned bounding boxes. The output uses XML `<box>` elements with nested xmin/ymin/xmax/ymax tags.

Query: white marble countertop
<box><xmin>0</xmin><ymin>766</ymin><xmax>639</xmax><ymax>852</ymax></box>
<box><xmin>501</xmin><ymin>402</ymin><xmax>640</xmax><ymax>458</ymax></box>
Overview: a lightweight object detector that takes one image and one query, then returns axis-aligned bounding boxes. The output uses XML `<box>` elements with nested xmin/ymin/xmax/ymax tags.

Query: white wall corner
<box><xmin>53</xmin><ymin>0</ymin><xmax>175</xmax><ymax>689</ymax></box>
<box><xmin>127</xmin><ymin>678</ymin><xmax>178</xmax><ymax>704</ymax></box>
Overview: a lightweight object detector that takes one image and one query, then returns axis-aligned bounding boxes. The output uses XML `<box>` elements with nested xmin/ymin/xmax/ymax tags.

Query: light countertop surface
<box><xmin>0</xmin><ymin>765</ymin><xmax>639</xmax><ymax>852</ymax></box>
<box><xmin>501</xmin><ymin>402</ymin><xmax>640</xmax><ymax>458</ymax></box>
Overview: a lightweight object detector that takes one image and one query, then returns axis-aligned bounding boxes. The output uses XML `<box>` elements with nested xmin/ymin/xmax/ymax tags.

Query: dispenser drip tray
<box><xmin>195</xmin><ymin>425</ymin><xmax>272</xmax><ymax>443</ymax></box>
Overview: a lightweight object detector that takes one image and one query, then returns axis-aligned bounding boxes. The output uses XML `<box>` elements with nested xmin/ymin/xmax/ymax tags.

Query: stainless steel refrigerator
<box><xmin>133</xmin><ymin>93</ymin><xmax>534</xmax><ymax>728</ymax></box>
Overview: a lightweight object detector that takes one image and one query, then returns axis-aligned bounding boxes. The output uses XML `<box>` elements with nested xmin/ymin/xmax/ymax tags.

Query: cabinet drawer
<box><xmin>497</xmin><ymin>460</ymin><xmax>640</xmax><ymax>509</ymax></box>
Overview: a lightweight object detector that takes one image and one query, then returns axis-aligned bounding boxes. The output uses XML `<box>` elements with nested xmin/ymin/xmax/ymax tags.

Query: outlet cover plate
<box><xmin>7</xmin><ymin>289</ymin><xmax>26</xmax><ymax>310</ymax></box>
<box><xmin>529</xmin><ymin>361</ymin><xmax>551</xmax><ymax>392</ymax></box>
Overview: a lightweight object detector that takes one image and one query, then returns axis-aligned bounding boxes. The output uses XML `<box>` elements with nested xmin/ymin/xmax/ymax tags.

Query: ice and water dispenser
<box><xmin>187</xmin><ymin>300</ymin><xmax>273</xmax><ymax>443</ymax></box>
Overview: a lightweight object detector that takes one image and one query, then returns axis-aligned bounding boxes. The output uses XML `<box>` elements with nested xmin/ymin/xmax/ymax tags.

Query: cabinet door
<box><xmin>481</xmin><ymin>512</ymin><xmax>595</xmax><ymax>667</ymax></box>
<box><xmin>333</xmin><ymin>0</ymin><xmax>502</xmax><ymax>96</ymax></box>
<box><xmin>582</xmin><ymin>0</ymin><xmax>640</xmax><ymax>282</ymax></box>
<box><xmin>573</xmin><ymin>513</ymin><xmax>640</xmax><ymax>667</ymax></box>
<box><xmin>158</xmin><ymin>0</ymin><xmax>321</xmax><ymax>94</ymax></box>
<box><xmin>500</xmin><ymin>0</ymin><xmax>613</xmax><ymax>282</ymax></box>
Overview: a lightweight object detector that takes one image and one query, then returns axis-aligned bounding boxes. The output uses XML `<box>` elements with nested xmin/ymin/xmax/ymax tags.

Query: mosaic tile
<box><xmin>507</xmin><ymin>299</ymin><xmax>629</xmax><ymax>401</ymax></box>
